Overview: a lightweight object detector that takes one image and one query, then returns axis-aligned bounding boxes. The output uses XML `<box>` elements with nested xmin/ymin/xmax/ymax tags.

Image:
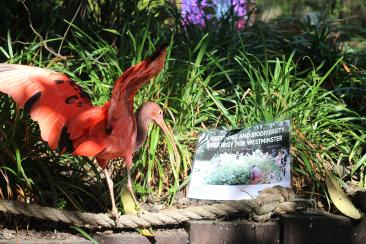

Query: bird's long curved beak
<box><xmin>155</xmin><ymin>118</ymin><xmax>180</xmax><ymax>167</ymax></box>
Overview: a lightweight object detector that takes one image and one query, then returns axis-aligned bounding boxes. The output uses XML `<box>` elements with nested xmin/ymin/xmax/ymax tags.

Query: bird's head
<box><xmin>136</xmin><ymin>102</ymin><xmax>179</xmax><ymax>163</ymax></box>
<box><xmin>137</xmin><ymin>102</ymin><xmax>164</xmax><ymax>125</ymax></box>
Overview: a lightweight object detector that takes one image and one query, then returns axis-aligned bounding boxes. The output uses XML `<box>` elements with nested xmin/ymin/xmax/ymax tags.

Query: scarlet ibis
<box><xmin>0</xmin><ymin>47</ymin><xmax>179</xmax><ymax>218</ymax></box>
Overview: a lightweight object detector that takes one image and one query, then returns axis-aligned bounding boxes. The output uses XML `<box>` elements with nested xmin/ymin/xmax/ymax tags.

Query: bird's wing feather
<box><xmin>0</xmin><ymin>64</ymin><xmax>106</xmax><ymax>155</ymax></box>
<box><xmin>106</xmin><ymin>47</ymin><xmax>167</xmax><ymax>131</ymax></box>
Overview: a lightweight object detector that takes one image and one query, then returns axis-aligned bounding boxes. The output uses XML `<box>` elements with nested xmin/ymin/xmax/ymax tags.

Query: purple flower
<box><xmin>180</xmin><ymin>0</ymin><xmax>248</xmax><ymax>29</ymax></box>
<box><xmin>233</xmin><ymin>0</ymin><xmax>247</xmax><ymax>17</ymax></box>
<box><xmin>180</xmin><ymin>0</ymin><xmax>212</xmax><ymax>27</ymax></box>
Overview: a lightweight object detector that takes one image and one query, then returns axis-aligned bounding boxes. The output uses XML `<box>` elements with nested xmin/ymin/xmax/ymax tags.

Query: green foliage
<box><xmin>0</xmin><ymin>0</ymin><xmax>365</xmax><ymax>219</ymax></box>
<box><xmin>231</xmin><ymin>52</ymin><xmax>365</xmax><ymax>196</ymax></box>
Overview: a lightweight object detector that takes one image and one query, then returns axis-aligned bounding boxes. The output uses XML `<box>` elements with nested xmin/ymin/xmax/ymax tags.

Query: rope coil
<box><xmin>0</xmin><ymin>186</ymin><xmax>297</xmax><ymax>229</ymax></box>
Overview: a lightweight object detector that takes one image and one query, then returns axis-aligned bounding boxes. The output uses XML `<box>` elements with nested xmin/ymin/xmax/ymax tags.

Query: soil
<box><xmin>0</xmin><ymin>226</ymin><xmax>85</xmax><ymax>241</ymax></box>
<box><xmin>0</xmin><ymin>220</ymin><xmax>188</xmax><ymax>242</ymax></box>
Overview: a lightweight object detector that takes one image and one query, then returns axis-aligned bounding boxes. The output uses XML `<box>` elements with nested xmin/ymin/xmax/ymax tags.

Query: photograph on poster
<box><xmin>188</xmin><ymin>120</ymin><xmax>291</xmax><ymax>200</ymax></box>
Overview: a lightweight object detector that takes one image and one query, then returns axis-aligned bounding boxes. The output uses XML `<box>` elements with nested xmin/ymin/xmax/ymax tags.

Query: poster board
<box><xmin>187</xmin><ymin>120</ymin><xmax>291</xmax><ymax>200</ymax></box>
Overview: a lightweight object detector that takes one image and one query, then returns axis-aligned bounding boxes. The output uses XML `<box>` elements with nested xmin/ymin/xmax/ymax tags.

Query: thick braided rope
<box><xmin>0</xmin><ymin>186</ymin><xmax>296</xmax><ymax>228</ymax></box>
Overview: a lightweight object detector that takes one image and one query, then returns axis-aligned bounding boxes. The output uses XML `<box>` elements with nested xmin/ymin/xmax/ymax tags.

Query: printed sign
<box><xmin>187</xmin><ymin>120</ymin><xmax>291</xmax><ymax>200</ymax></box>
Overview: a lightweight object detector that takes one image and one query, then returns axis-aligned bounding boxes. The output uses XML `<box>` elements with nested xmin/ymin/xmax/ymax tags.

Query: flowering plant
<box><xmin>180</xmin><ymin>0</ymin><xmax>248</xmax><ymax>29</ymax></box>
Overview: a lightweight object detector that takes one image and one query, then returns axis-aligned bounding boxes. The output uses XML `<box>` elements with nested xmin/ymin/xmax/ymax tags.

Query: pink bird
<box><xmin>0</xmin><ymin>47</ymin><xmax>179</xmax><ymax>218</ymax></box>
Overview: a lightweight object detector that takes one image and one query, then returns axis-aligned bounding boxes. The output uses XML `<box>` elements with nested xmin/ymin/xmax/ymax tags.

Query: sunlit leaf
<box><xmin>326</xmin><ymin>171</ymin><xmax>361</xmax><ymax>219</ymax></box>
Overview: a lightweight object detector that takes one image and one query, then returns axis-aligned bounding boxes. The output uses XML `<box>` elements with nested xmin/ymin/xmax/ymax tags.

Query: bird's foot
<box><xmin>110</xmin><ymin>207</ymin><xmax>121</xmax><ymax>220</ymax></box>
<box><xmin>134</xmin><ymin>202</ymin><xmax>145</xmax><ymax>217</ymax></box>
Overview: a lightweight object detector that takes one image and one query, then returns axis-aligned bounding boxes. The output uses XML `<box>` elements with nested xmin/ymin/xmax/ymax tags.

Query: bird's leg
<box><xmin>103</xmin><ymin>168</ymin><xmax>120</xmax><ymax>219</ymax></box>
<box><xmin>124</xmin><ymin>156</ymin><xmax>144</xmax><ymax>215</ymax></box>
<box><xmin>126</xmin><ymin>166</ymin><xmax>140</xmax><ymax>209</ymax></box>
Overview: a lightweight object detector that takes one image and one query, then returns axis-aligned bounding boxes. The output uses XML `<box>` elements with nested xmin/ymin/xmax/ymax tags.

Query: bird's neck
<box><xmin>135</xmin><ymin>105</ymin><xmax>152</xmax><ymax>151</ymax></box>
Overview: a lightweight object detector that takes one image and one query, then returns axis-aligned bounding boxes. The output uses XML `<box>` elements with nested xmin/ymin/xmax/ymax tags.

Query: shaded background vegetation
<box><xmin>0</xmin><ymin>0</ymin><xmax>366</xmax><ymax>223</ymax></box>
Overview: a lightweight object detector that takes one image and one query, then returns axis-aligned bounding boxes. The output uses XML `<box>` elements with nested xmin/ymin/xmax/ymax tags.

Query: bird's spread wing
<box><xmin>106</xmin><ymin>47</ymin><xmax>167</xmax><ymax>131</ymax></box>
<box><xmin>0</xmin><ymin>64</ymin><xmax>107</xmax><ymax>155</ymax></box>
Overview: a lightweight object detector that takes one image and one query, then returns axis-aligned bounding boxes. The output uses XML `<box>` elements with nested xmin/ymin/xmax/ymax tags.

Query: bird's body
<box><xmin>0</xmin><ymin>47</ymin><xmax>178</xmax><ymax>217</ymax></box>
